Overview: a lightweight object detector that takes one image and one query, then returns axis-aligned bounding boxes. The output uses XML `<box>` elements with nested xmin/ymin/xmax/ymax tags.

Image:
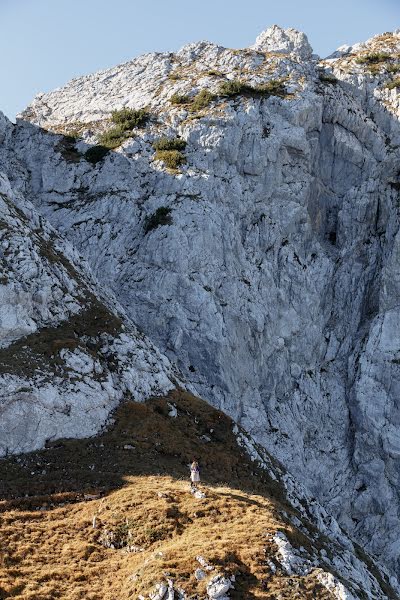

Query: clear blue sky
<box><xmin>1</xmin><ymin>0</ymin><xmax>398</xmax><ymax>121</ymax></box>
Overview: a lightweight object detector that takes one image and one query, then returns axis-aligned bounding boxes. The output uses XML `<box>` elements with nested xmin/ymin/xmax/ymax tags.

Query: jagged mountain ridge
<box><xmin>2</xmin><ymin>24</ymin><xmax>400</xmax><ymax>588</ymax></box>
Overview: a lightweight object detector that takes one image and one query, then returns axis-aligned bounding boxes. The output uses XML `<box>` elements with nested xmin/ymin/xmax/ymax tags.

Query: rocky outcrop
<box><xmin>2</xmin><ymin>25</ymin><xmax>400</xmax><ymax>581</ymax></box>
<box><xmin>251</xmin><ymin>24</ymin><xmax>314</xmax><ymax>59</ymax></box>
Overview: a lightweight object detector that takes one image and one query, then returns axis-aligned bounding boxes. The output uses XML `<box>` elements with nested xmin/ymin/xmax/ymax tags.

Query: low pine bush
<box><xmin>356</xmin><ymin>52</ymin><xmax>391</xmax><ymax>65</ymax></box>
<box><xmin>386</xmin><ymin>78</ymin><xmax>400</xmax><ymax>90</ymax></box>
<box><xmin>152</xmin><ymin>137</ymin><xmax>187</xmax><ymax>151</ymax></box>
<box><xmin>97</xmin><ymin>108</ymin><xmax>149</xmax><ymax>149</ymax></box>
<box><xmin>191</xmin><ymin>89</ymin><xmax>216</xmax><ymax>110</ymax></box>
<box><xmin>98</xmin><ymin>125</ymin><xmax>128</xmax><ymax>149</ymax></box>
<box><xmin>251</xmin><ymin>80</ymin><xmax>287</xmax><ymax>97</ymax></box>
<box><xmin>170</xmin><ymin>93</ymin><xmax>191</xmax><ymax>105</ymax></box>
<box><xmin>387</xmin><ymin>64</ymin><xmax>400</xmax><ymax>74</ymax></box>
<box><xmin>84</xmin><ymin>145</ymin><xmax>110</xmax><ymax>164</ymax></box>
<box><xmin>154</xmin><ymin>149</ymin><xmax>186</xmax><ymax>170</ymax></box>
<box><xmin>144</xmin><ymin>207</ymin><xmax>172</xmax><ymax>233</ymax></box>
<box><xmin>219</xmin><ymin>79</ymin><xmax>286</xmax><ymax>99</ymax></box>
<box><xmin>219</xmin><ymin>80</ymin><xmax>247</xmax><ymax>97</ymax></box>
<box><xmin>111</xmin><ymin>107</ymin><xmax>149</xmax><ymax>128</ymax></box>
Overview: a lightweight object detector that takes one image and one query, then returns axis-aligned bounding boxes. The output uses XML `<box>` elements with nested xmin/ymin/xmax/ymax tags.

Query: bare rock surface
<box><xmin>0</xmin><ymin>132</ymin><xmax>177</xmax><ymax>455</ymax></box>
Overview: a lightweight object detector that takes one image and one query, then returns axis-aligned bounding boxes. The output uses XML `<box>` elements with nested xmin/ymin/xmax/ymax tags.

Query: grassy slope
<box><xmin>0</xmin><ymin>391</ymin><xmax>392</xmax><ymax>599</ymax></box>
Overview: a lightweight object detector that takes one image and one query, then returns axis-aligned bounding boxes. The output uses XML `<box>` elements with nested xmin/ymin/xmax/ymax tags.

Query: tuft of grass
<box><xmin>386</xmin><ymin>63</ymin><xmax>400</xmax><ymax>74</ymax></box>
<box><xmin>110</xmin><ymin>107</ymin><xmax>149</xmax><ymax>128</ymax></box>
<box><xmin>319</xmin><ymin>73</ymin><xmax>338</xmax><ymax>85</ymax></box>
<box><xmin>97</xmin><ymin>108</ymin><xmax>149</xmax><ymax>149</ymax></box>
<box><xmin>191</xmin><ymin>89</ymin><xmax>217</xmax><ymax>111</ymax></box>
<box><xmin>154</xmin><ymin>149</ymin><xmax>186</xmax><ymax>170</ymax></box>
<box><xmin>219</xmin><ymin>79</ymin><xmax>287</xmax><ymax>99</ymax></box>
<box><xmin>205</xmin><ymin>69</ymin><xmax>222</xmax><ymax>77</ymax></box>
<box><xmin>144</xmin><ymin>206</ymin><xmax>172</xmax><ymax>233</ymax></box>
<box><xmin>84</xmin><ymin>145</ymin><xmax>110</xmax><ymax>165</ymax></box>
<box><xmin>386</xmin><ymin>78</ymin><xmax>400</xmax><ymax>90</ymax></box>
<box><xmin>170</xmin><ymin>92</ymin><xmax>191</xmax><ymax>105</ymax></box>
<box><xmin>152</xmin><ymin>137</ymin><xmax>187</xmax><ymax>152</ymax></box>
<box><xmin>356</xmin><ymin>52</ymin><xmax>391</xmax><ymax>65</ymax></box>
<box><xmin>57</xmin><ymin>135</ymin><xmax>81</xmax><ymax>163</ymax></box>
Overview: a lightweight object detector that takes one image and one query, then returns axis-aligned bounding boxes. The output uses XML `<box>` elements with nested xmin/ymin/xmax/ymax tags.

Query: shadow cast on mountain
<box><xmin>0</xmin><ymin>390</ymin><xmax>289</xmax><ymax>513</ymax></box>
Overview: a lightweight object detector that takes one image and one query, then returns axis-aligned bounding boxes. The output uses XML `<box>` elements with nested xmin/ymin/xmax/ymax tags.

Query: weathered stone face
<box><xmin>0</xmin><ymin>124</ymin><xmax>177</xmax><ymax>456</ymax></box>
<box><xmin>2</xmin><ymin>25</ymin><xmax>400</xmax><ymax>579</ymax></box>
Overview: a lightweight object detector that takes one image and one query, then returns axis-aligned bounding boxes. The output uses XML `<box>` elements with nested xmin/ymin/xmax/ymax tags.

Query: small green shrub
<box><xmin>219</xmin><ymin>80</ymin><xmax>247</xmax><ymax>97</ymax></box>
<box><xmin>219</xmin><ymin>79</ymin><xmax>286</xmax><ymax>99</ymax></box>
<box><xmin>110</xmin><ymin>107</ymin><xmax>149</xmax><ymax>128</ymax></box>
<box><xmin>319</xmin><ymin>73</ymin><xmax>338</xmax><ymax>85</ymax></box>
<box><xmin>386</xmin><ymin>78</ymin><xmax>400</xmax><ymax>90</ymax></box>
<box><xmin>387</xmin><ymin>64</ymin><xmax>400</xmax><ymax>74</ymax></box>
<box><xmin>98</xmin><ymin>125</ymin><xmax>128</xmax><ymax>149</ymax></box>
<box><xmin>251</xmin><ymin>80</ymin><xmax>287</xmax><ymax>97</ymax></box>
<box><xmin>206</xmin><ymin>70</ymin><xmax>222</xmax><ymax>77</ymax></box>
<box><xmin>170</xmin><ymin>93</ymin><xmax>191</xmax><ymax>105</ymax></box>
<box><xmin>144</xmin><ymin>207</ymin><xmax>172</xmax><ymax>233</ymax></box>
<box><xmin>356</xmin><ymin>52</ymin><xmax>391</xmax><ymax>65</ymax></box>
<box><xmin>168</xmin><ymin>72</ymin><xmax>181</xmax><ymax>81</ymax></box>
<box><xmin>84</xmin><ymin>145</ymin><xmax>110</xmax><ymax>165</ymax></box>
<box><xmin>191</xmin><ymin>89</ymin><xmax>216</xmax><ymax>110</ymax></box>
<box><xmin>97</xmin><ymin>108</ymin><xmax>149</xmax><ymax>149</ymax></box>
<box><xmin>152</xmin><ymin>137</ymin><xmax>187</xmax><ymax>151</ymax></box>
<box><xmin>154</xmin><ymin>149</ymin><xmax>186</xmax><ymax>169</ymax></box>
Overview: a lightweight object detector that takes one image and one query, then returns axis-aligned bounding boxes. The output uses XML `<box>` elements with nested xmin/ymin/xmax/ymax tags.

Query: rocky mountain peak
<box><xmin>251</xmin><ymin>24</ymin><xmax>314</xmax><ymax>59</ymax></box>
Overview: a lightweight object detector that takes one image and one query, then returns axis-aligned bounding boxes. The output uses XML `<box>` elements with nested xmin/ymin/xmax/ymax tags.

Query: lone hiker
<box><xmin>190</xmin><ymin>460</ymin><xmax>200</xmax><ymax>490</ymax></box>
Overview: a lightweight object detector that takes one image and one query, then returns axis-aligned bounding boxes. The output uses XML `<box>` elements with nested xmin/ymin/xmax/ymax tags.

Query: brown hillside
<box><xmin>0</xmin><ymin>391</ymin><xmax>393</xmax><ymax>599</ymax></box>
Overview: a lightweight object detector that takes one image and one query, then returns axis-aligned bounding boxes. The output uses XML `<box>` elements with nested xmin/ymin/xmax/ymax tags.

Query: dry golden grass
<box><xmin>0</xmin><ymin>391</ymin><xmax>388</xmax><ymax>599</ymax></box>
<box><xmin>0</xmin><ymin>475</ymin><xmax>334</xmax><ymax>599</ymax></box>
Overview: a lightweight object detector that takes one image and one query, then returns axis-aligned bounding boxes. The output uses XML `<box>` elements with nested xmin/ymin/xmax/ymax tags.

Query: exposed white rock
<box><xmin>194</xmin><ymin>568</ymin><xmax>206</xmax><ymax>581</ymax></box>
<box><xmin>273</xmin><ymin>531</ymin><xmax>312</xmax><ymax>575</ymax></box>
<box><xmin>317</xmin><ymin>572</ymin><xmax>358</xmax><ymax>600</ymax></box>
<box><xmin>273</xmin><ymin>532</ymin><xmax>358</xmax><ymax>598</ymax></box>
<box><xmin>167</xmin><ymin>402</ymin><xmax>178</xmax><ymax>417</ymax></box>
<box><xmin>206</xmin><ymin>574</ymin><xmax>232</xmax><ymax>599</ymax></box>
<box><xmin>251</xmin><ymin>24</ymin><xmax>314</xmax><ymax>60</ymax></box>
<box><xmin>196</xmin><ymin>556</ymin><xmax>214</xmax><ymax>571</ymax></box>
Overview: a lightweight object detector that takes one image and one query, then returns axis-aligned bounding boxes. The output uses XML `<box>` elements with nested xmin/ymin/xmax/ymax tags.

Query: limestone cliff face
<box><xmin>2</xmin><ymin>25</ymin><xmax>400</xmax><ymax>580</ymax></box>
<box><xmin>0</xmin><ymin>116</ymin><xmax>177</xmax><ymax>456</ymax></box>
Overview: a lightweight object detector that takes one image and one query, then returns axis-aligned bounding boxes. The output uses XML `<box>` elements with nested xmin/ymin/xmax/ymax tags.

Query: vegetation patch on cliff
<box><xmin>85</xmin><ymin>145</ymin><xmax>110</xmax><ymax>164</ymax></box>
<box><xmin>98</xmin><ymin>108</ymin><xmax>149</xmax><ymax>149</ymax></box>
<box><xmin>386</xmin><ymin>78</ymin><xmax>400</xmax><ymax>90</ymax></box>
<box><xmin>152</xmin><ymin>137</ymin><xmax>187</xmax><ymax>170</ymax></box>
<box><xmin>144</xmin><ymin>207</ymin><xmax>172</xmax><ymax>233</ymax></box>
<box><xmin>218</xmin><ymin>79</ymin><xmax>287</xmax><ymax>99</ymax></box>
<box><xmin>152</xmin><ymin>137</ymin><xmax>187</xmax><ymax>152</ymax></box>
